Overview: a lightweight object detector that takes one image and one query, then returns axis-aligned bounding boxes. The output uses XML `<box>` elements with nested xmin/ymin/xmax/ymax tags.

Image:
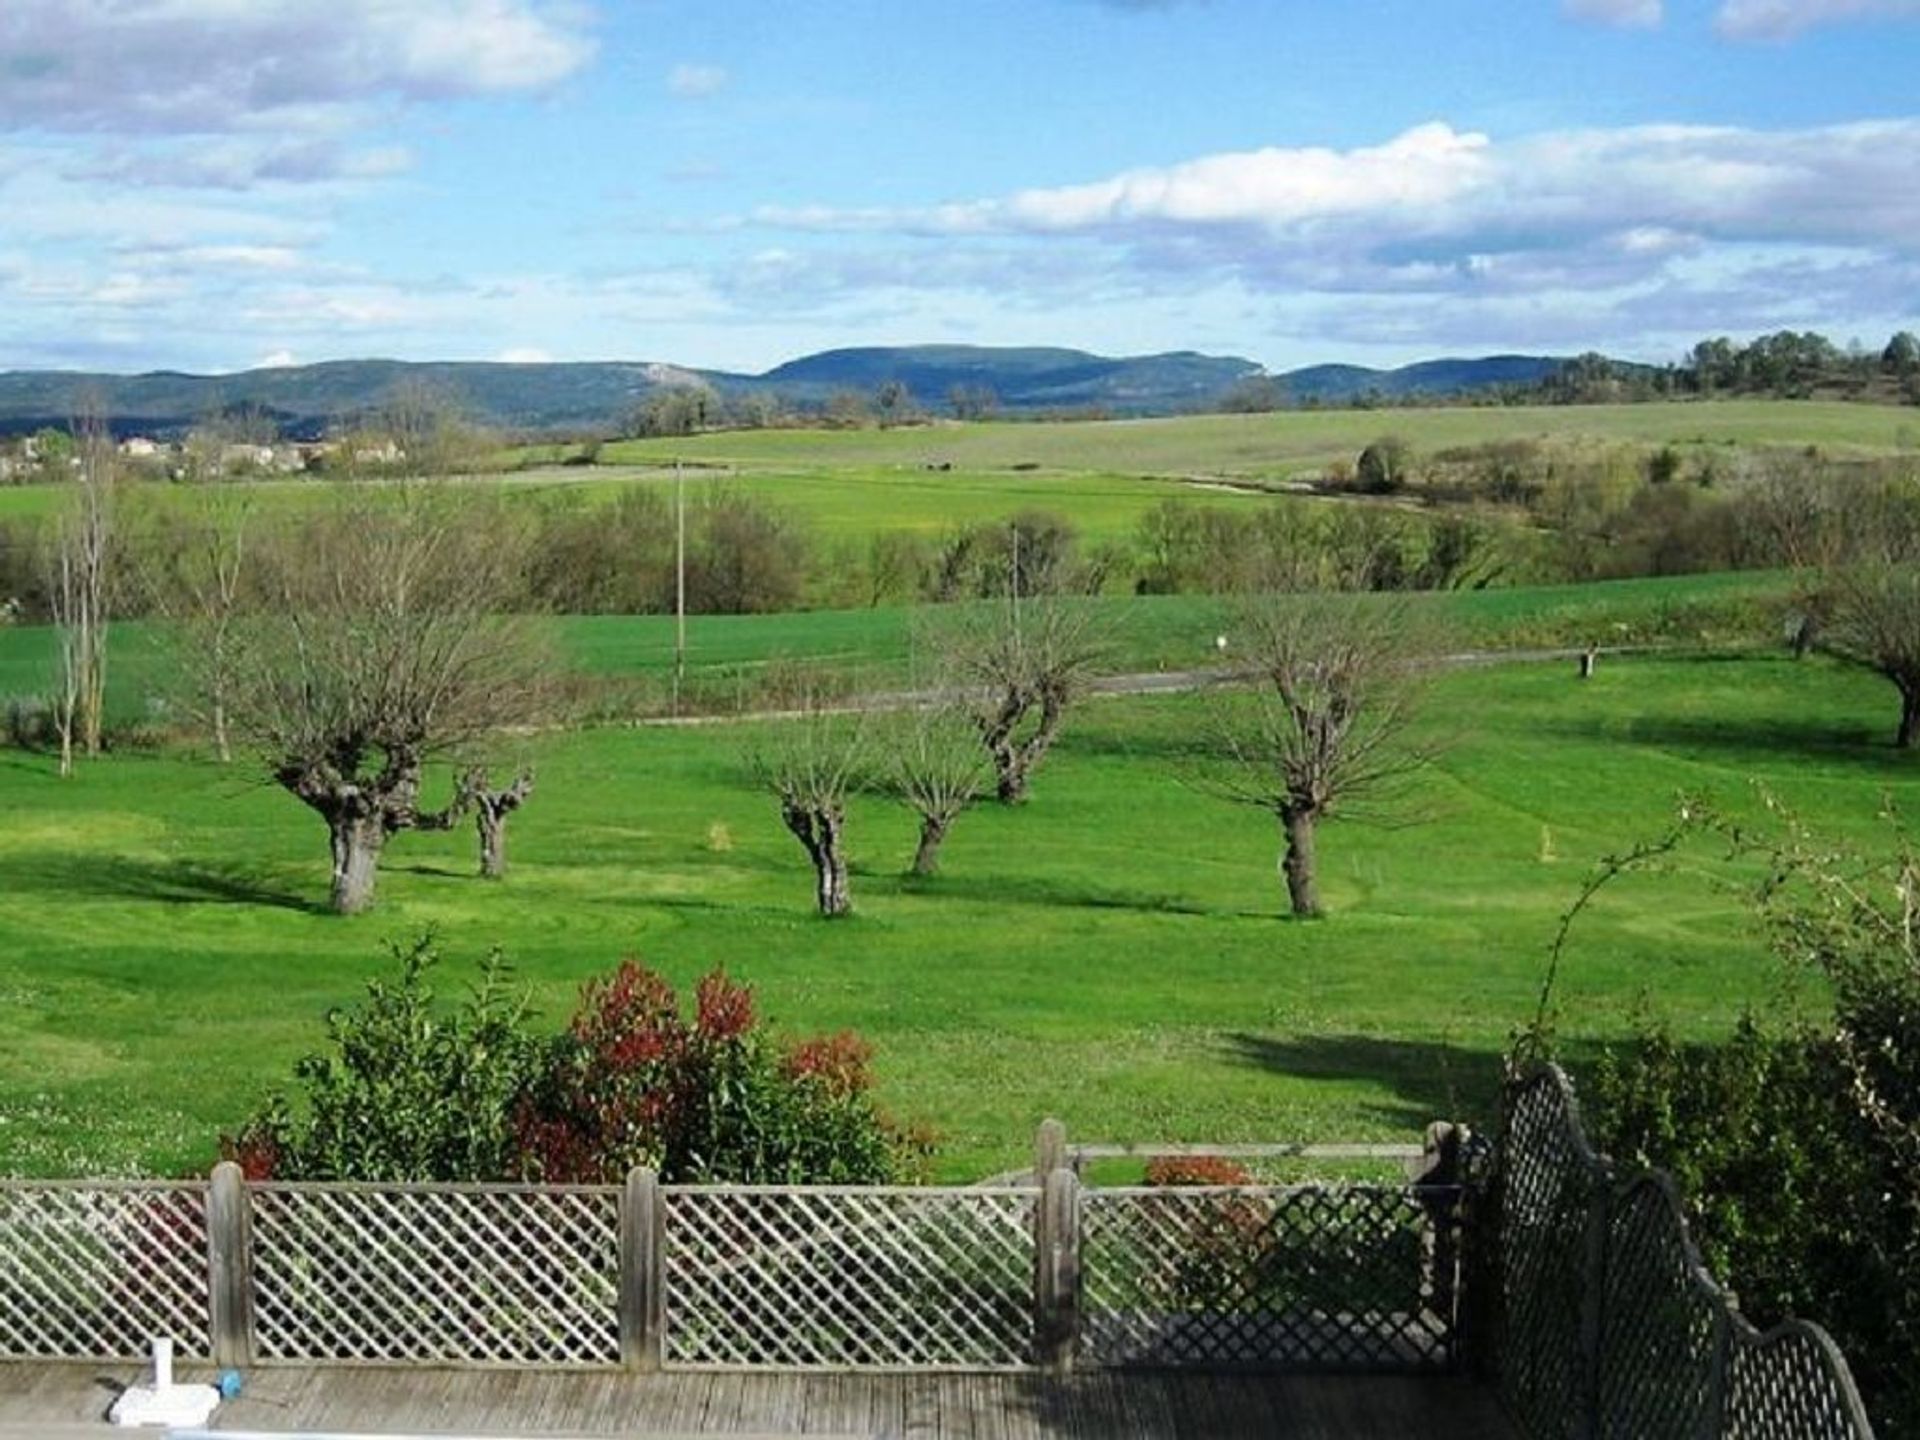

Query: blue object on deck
<box><xmin>217</xmin><ymin>1369</ymin><xmax>243</xmax><ymax>1399</ymax></box>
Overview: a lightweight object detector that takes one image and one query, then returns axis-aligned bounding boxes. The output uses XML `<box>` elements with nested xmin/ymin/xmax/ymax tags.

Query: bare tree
<box><xmin>927</xmin><ymin>592</ymin><xmax>1104</xmax><ymax>804</ymax></box>
<box><xmin>46</xmin><ymin>414</ymin><xmax>115</xmax><ymax>774</ymax></box>
<box><xmin>1823</xmin><ymin>563</ymin><xmax>1920</xmax><ymax>748</ymax></box>
<box><xmin>1193</xmin><ymin>595</ymin><xmax>1442</xmax><ymax>918</ymax></box>
<box><xmin>881</xmin><ymin>705</ymin><xmax>990</xmax><ymax>875</ymax></box>
<box><xmin>135</xmin><ymin>487</ymin><xmax>253</xmax><ymax>761</ymax></box>
<box><xmin>454</xmin><ymin>765</ymin><xmax>535</xmax><ymax>879</ymax></box>
<box><xmin>748</xmin><ymin>701</ymin><xmax>869</xmax><ymax>917</ymax></box>
<box><xmin>225</xmin><ymin>490</ymin><xmax>549</xmax><ymax>914</ymax></box>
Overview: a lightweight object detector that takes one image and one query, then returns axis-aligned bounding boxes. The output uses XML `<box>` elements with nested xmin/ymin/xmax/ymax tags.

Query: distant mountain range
<box><xmin>0</xmin><ymin>346</ymin><xmax>1569</xmax><ymax>437</ymax></box>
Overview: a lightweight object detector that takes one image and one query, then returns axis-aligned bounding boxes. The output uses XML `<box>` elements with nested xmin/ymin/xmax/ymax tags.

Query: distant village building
<box><xmin>118</xmin><ymin>436</ymin><xmax>161</xmax><ymax>458</ymax></box>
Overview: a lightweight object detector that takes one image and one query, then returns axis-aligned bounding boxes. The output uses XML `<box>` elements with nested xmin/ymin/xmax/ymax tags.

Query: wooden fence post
<box><xmin>206</xmin><ymin>1161</ymin><xmax>256</xmax><ymax>1368</ymax></box>
<box><xmin>1417</xmin><ymin>1122</ymin><xmax>1464</xmax><ymax>1353</ymax></box>
<box><xmin>1034</xmin><ymin>1117</ymin><xmax>1067</xmax><ymax>1183</ymax></box>
<box><xmin>1033</xmin><ymin>1166</ymin><xmax>1081</xmax><ymax>1373</ymax></box>
<box><xmin>620</xmin><ymin>1168</ymin><xmax>664</xmax><ymax>1371</ymax></box>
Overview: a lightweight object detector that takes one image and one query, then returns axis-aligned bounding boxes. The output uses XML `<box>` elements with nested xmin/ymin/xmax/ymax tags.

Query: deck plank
<box><xmin>0</xmin><ymin>1361</ymin><xmax>1518</xmax><ymax>1439</ymax></box>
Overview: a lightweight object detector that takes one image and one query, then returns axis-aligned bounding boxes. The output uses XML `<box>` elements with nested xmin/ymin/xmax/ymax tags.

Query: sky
<box><xmin>0</xmin><ymin>0</ymin><xmax>1917</xmax><ymax>376</ymax></box>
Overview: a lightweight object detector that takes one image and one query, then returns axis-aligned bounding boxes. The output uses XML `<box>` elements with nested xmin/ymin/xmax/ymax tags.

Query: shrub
<box><xmin>1355</xmin><ymin>435</ymin><xmax>1412</xmax><ymax>494</ymax></box>
<box><xmin>223</xmin><ymin>933</ymin><xmax>538</xmax><ymax>1182</ymax></box>
<box><xmin>1145</xmin><ymin>1155</ymin><xmax>1254</xmax><ymax>1187</ymax></box>
<box><xmin>511</xmin><ymin>961</ymin><xmax>909</xmax><ymax>1184</ymax></box>
<box><xmin>227</xmin><ymin>945</ymin><xmax>915</xmax><ymax>1187</ymax></box>
<box><xmin>1543</xmin><ymin>800</ymin><xmax>1920</xmax><ymax>1436</ymax></box>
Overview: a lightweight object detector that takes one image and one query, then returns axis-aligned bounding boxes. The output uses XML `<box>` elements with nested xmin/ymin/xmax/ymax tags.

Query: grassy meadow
<box><xmin>0</xmin><ymin>646</ymin><xmax>1908</xmax><ymax>1181</ymax></box>
<box><xmin>593</xmin><ymin>398</ymin><xmax>1920</xmax><ymax>476</ymax></box>
<box><xmin>2</xmin><ymin>395</ymin><xmax>1911</xmax><ymax>1183</ymax></box>
<box><xmin>4</xmin><ymin>397</ymin><xmax>1914</xmax><ymax>553</ymax></box>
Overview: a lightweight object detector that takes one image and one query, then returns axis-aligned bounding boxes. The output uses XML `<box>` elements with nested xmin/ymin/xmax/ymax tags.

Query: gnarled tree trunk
<box><xmin>912</xmin><ymin>814</ymin><xmax>949</xmax><ymax>876</ymax></box>
<box><xmin>982</xmin><ymin>684</ymin><xmax>1067</xmax><ymax>804</ymax></box>
<box><xmin>783</xmin><ymin>801</ymin><xmax>851</xmax><ymax>916</ymax></box>
<box><xmin>471</xmin><ymin>770</ymin><xmax>534</xmax><ymax>879</ymax></box>
<box><xmin>1898</xmin><ymin>682</ymin><xmax>1920</xmax><ymax>750</ymax></box>
<box><xmin>1280</xmin><ymin>807</ymin><xmax>1323</xmax><ymax>919</ymax></box>
<box><xmin>328</xmin><ymin>810</ymin><xmax>388</xmax><ymax>915</ymax></box>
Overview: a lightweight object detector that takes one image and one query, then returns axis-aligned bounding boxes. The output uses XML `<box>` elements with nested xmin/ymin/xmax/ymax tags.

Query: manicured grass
<box><xmin>0</xmin><ymin>650</ymin><xmax>1907</xmax><ymax>1181</ymax></box>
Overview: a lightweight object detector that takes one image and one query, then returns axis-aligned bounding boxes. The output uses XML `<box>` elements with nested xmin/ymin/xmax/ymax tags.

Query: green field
<box><xmin>0</xmin><ymin>569</ymin><xmax>1791</xmax><ymax>722</ymax></box>
<box><xmin>6</xmin><ymin>398</ymin><xmax>1915</xmax><ymax>555</ymax></box>
<box><xmin>597</xmin><ymin>399</ymin><xmax>1920</xmax><ymax>475</ymax></box>
<box><xmin>0</xmin><ymin>646</ymin><xmax>1904</xmax><ymax>1181</ymax></box>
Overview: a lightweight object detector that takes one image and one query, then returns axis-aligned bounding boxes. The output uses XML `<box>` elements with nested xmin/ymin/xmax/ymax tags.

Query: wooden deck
<box><xmin>0</xmin><ymin>1362</ymin><xmax>1517</xmax><ymax>1439</ymax></box>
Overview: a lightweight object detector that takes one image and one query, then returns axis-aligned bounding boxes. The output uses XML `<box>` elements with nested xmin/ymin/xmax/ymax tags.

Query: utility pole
<box><xmin>674</xmin><ymin>460</ymin><xmax>687</xmax><ymax>716</ymax></box>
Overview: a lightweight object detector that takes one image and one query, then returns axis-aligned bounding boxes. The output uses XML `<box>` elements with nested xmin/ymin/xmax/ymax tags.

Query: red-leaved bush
<box><xmin>512</xmin><ymin>960</ymin><xmax>909</xmax><ymax>1184</ymax></box>
<box><xmin>1144</xmin><ymin>1155</ymin><xmax>1254</xmax><ymax>1188</ymax></box>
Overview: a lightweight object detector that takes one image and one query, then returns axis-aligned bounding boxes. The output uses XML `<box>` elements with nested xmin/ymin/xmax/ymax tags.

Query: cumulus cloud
<box><xmin>0</xmin><ymin>0</ymin><xmax>594</xmax><ymax>135</ymax></box>
<box><xmin>667</xmin><ymin>63</ymin><xmax>729</xmax><ymax>98</ymax></box>
<box><xmin>1564</xmin><ymin>0</ymin><xmax>1664</xmax><ymax>27</ymax></box>
<box><xmin>728</xmin><ymin>117</ymin><xmax>1920</xmax><ymax>360</ymax></box>
<box><xmin>754</xmin><ymin>119</ymin><xmax>1920</xmax><ymax>263</ymax></box>
<box><xmin>1715</xmin><ymin>0</ymin><xmax>1920</xmax><ymax>37</ymax></box>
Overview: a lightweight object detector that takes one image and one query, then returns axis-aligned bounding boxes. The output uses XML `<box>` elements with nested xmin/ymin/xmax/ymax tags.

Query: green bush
<box><xmin>1560</xmin><ymin>804</ymin><xmax>1920</xmax><ymax>1436</ymax></box>
<box><xmin>224</xmin><ymin>933</ymin><xmax>538</xmax><ymax>1182</ymax></box>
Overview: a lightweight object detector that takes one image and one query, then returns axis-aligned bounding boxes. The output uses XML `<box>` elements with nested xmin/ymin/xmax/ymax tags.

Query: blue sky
<box><xmin>1</xmin><ymin>0</ymin><xmax>1916</xmax><ymax>375</ymax></box>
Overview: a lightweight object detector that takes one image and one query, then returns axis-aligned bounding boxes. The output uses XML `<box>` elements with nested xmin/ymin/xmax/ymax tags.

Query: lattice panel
<box><xmin>251</xmin><ymin>1185</ymin><xmax>619</xmax><ymax>1365</ymax></box>
<box><xmin>663</xmin><ymin>1187</ymin><xmax>1035</xmax><ymax>1369</ymax></box>
<box><xmin>0</xmin><ymin>1184</ymin><xmax>210</xmax><ymax>1360</ymax></box>
<box><xmin>1496</xmin><ymin>1071</ymin><xmax>1604</xmax><ymax>1440</ymax></box>
<box><xmin>1493</xmin><ymin>1067</ymin><xmax>1876</xmax><ymax>1440</ymax></box>
<box><xmin>1726</xmin><ymin>1324</ymin><xmax>1875</xmax><ymax>1440</ymax></box>
<box><xmin>1079</xmin><ymin>1185</ymin><xmax>1454</xmax><ymax>1370</ymax></box>
<box><xmin>1598</xmin><ymin>1177</ymin><xmax>1721</xmax><ymax>1440</ymax></box>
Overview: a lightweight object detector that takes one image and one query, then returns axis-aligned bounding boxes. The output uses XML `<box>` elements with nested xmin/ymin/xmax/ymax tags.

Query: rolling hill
<box><xmin>0</xmin><ymin>346</ymin><xmax>1568</xmax><ymax>437</ymax></box>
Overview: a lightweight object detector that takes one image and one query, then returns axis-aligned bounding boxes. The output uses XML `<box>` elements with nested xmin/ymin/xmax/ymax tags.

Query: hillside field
<box><xmin>1</xmin><ymin>649</ymin><xmax>1909</xmax><ymax>1181</ymax></box>
<box><xmin>4</xmin><ymin>398</ymin><xmax>1914</xmax><ymax>551</ymax></box>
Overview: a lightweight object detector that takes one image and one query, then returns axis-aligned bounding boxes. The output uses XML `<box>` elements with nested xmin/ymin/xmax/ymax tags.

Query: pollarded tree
<box><xmin>881</xmin><ymin>704</ymin><xmax>991</xmax><ymax>876</ymax></box>
<box><xmin>927</xmin><ymin>591</ymin><xmax>1104</xmax><ymax>804</ymax></box>
<box><xmin>749</xmin><ymin>699</ymin><xmax>870</xmax><ymax>917</ymax></box>
<box><xmin>1824</xmin><ymin>563</ymin><xmax>1920</xmax><ymax>748</ymax></box>
<box><xmin>226</xmin><ymin>491</ymin><xmax>550</xmax><ymax>914</ymax></box>
<box><xmin>1194</xmin><ymin>594</ymin><xmax>1442</xmax><ymax>918</ymax></box>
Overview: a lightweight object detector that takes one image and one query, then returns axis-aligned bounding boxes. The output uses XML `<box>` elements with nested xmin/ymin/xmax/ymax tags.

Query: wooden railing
<box><xmin>0</xmin><ymin>1124</ymin><xmax>1465</xmax><ymax>1375</ymax></box>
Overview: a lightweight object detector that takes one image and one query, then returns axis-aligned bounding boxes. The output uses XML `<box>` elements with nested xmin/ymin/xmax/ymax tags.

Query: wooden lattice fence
<box><xmin>1079</xmin><ymin>1183</ymin><xmax>1460</xmax><ymax>1370</ymax></box>
<box><xmin>1491</xmin><ymin>1066</ymin><xmax>1877</xmax><ymax>1440</ymax></box>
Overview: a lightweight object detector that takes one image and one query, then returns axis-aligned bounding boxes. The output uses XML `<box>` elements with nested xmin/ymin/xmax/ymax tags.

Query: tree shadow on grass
<box><xmin>1223</xmin><ymin>1031</ymin><xmax>1604</xmax><ymax>1131</ymax></box>
<box><xmin>885</xmin><ymin>868</ymin><xmax>1221</xmax><ymax>917</ymax></box>
<box><xmin>1532</xmin><ymin>711</ymin><xmax>1900</xmax><ymax>773</ymax></box>
<box><xmin>0</xmin><ymin>852</ymin><xmax>321</xmax><ymax>914</ymax></box>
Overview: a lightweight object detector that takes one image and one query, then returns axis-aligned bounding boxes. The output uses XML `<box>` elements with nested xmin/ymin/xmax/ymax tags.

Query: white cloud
<box><xmin>255</xmin><ymin>349</ymin><xmax>299</xmax><ymax>369</ymax></box>
<box><xmin>494</xmin><ymin>346</ymin><xmax>554</xmax><ymax>363</ymax></box>
<box><xmin>667</xmin><ymin>63</ymin><xmax>729</xmax><ymax>98</ymax></box>
<box><xmin>1715</xmin><ymin>0</ymin><xmax>1920</xmax><ymax>37</ymax></box>
<box><xmin>758</xmin><ymin>123</ymin><xmax>1493</xmax><ymax>236</ymax></box>
<box><xmin>753</xmin><ymin>119</ymin><xmax>1920</xmax><ymax>261</ymax></box>
<box><xmin>1564</xmin><ymin>0</ymin><xmax>1664</xmax><ymax>26</ymax></box>
<box><xmin>0</xmin><ymin>1</ymin><xmax>595</xmax><ymax>136</ymax></box>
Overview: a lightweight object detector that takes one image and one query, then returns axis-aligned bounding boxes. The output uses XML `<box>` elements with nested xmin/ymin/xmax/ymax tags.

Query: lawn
<box><xmin>0</xmin><ymin>649</ymin><xmax>1907</xmax><ymax>1181</ymax></box>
